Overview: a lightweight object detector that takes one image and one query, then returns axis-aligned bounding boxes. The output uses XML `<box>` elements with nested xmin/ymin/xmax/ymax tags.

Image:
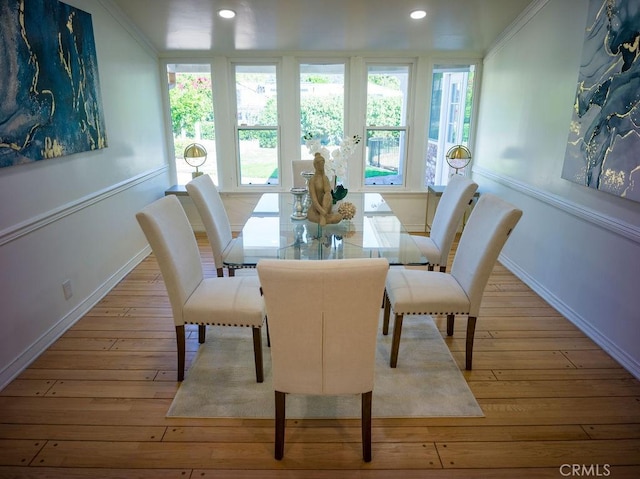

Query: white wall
<box><xmin>473</xmin><ymin>0</ymin><xmax>640</xmax><ymax>377</ymax></box>
<box><xmin>0</xmin><ymin>0</ymin><xmax>171</xmax><ymax>388</ymax></box>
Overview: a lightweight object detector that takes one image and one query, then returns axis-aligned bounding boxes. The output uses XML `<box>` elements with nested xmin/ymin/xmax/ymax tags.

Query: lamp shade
<box><xmin>446</xmin><ymin>145</ymin><xmax>471</xmax><ymax>161</ymax></box>
<box><xmin>445</xmin><ymin>145</ymin><xmax>472</xmax><ymax>173</ymax></box>
<box><xmin>183</xmin><ymin>143</ymin><xmax>207</xmax><ymax>178</ymax></box>
<box><xmin>184</xmin><ymin>143</ymin><xmax>207</xmax><ymax>161</ymax></box>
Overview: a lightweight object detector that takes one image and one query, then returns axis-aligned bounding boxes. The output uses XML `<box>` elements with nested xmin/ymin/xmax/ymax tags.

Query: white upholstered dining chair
<box><xmin>292</xmin><ymin>159</ymin><xmax>314</xmax><ymax>188</ymax></box>
<box><xmin>186</xmin><ymin>174</ymin><xmax>249</xmax><ymax>277</ymax></box>
<box><xmin>136</xmin><ymin>194</ymin><xmax>266</xmax><ymax>382</ymax></box>
<box><xmin>384</xmin><ymin>193</ymin><xmax>522</xmax><ymax>370</ymax></box>
<box><xmin>257</xmin><ymin>258</ymin><xmax>389</xmax><ymax>462</ymax></box>
<box><xmin>412</xmin><ymin>175</ymin><xmax>478</xmax><ymax>272</ymax></box>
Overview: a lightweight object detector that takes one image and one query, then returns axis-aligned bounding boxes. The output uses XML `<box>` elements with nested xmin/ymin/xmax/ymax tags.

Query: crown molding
<box><xmin>484</xmin><ymin>0</ymin><xmax>551</xmax><ymax>61</ymax></box>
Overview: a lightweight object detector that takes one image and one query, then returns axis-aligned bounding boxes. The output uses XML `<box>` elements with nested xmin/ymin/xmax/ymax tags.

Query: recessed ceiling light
<box><xmin>410</xmin><ymin>10</ymin><xmax>427</xmax><ymax>20</ymax></box>
<box><xmin>218</xmin><ymin>9</ymin><xmax>236</xmax><ymax>19</ymax></box>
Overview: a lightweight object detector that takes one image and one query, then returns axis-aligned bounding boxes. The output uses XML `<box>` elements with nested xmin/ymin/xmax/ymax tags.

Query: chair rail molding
<box><xmin>473</xmin><ymin>166</ymin><xmax>640</xmax><ymax>244</ymax></box>
<box><xmin>0</xmin><ymin>166</ymin><xmax>168</xmax><ymax>247</ymax></box>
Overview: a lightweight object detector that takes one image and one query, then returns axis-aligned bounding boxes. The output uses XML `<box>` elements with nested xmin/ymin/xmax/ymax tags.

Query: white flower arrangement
<box><xmin>304</xmin><ymin>133</ymin><xmax>362</xmax><ymax>184</ymax></box>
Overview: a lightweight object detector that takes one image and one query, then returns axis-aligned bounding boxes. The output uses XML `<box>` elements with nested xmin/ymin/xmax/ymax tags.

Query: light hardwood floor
<box><xmin>1</xmin><ymin>234</ymin><xmax>639</xmax><ymax>478</ymax></box>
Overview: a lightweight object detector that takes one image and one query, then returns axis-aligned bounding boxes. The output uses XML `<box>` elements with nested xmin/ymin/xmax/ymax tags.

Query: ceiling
<box><xmin>111</xmin><ymin>0</ymin><xmax>534</xmax><ymax>55</ymax></box>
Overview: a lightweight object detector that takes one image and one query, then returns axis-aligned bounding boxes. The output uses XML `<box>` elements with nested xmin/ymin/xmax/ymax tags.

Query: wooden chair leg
<box><xmin>228</xmin><ymin>267</ymin><xmax>236</xmax><ymax>277</ymax></box>
<box><xmin>465</xmin><ymin>316</ymin><xmax>477</xmax><ymax>370</ymax></box>
<box><xmin>175</xmin><ymin>325</ymin><xmax>186</xmax><ymax>381</ymax></box>
<box><xmin>252</xmin><ymin>327</ymin><xmax>264</xmax><ymax>383</ymax></box>
<box><xmin>274</xmin><ymin>391</ymin><xmax>286</xmax><ymax>460</ymax></box>
<box><xmin>382</xmin><ymin>293</ymin><xmax>391</xmax><ymax>335</ymax></box>
<box><xmin>362</xmin><ymin>391</ymin><xmax>372</xmax><ymax>462</ymax></box>
<box><xmin>446</xmin><ymin>314</ymin><xmax>455</xmax><ymax>336</ymax></box>
<box><xmin>216</xmin><ymin>267</ymin><xmax>224</xmax><ymax>278</ymax></box>
<box><xmin>265</xmin><ymin>317</ymin><xmax>271</xmax><ymax>348</ymax></box>
<box><xmin>390</xmin><ymin>314</ymin><xmax>404</xmax><ymax>368</ymax></box>
<box><xmin>198</xmin><ymin>324</ymin><xmax>206</xmax><ymax>344</ymax></box>
<box><xmin>259</xmin><ymin>289</ymin><xmax>271</xmax><ymax>348</ymax></box>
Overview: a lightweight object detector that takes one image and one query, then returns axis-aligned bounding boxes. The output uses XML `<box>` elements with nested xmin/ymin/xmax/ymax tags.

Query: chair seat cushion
<box><xmin>410</xmin><ymin>235</ymin><xmax>440</xmax><ymax>265</ymax></box>
<box><xmin>183</xmin><ymin>275</ymin><xmax>265</xmax><ymax>327</ymax></box>
<box><xmin>385</xmin><ymin>268</ymin><xmax>470</xmax><ymax>316</ymax></box>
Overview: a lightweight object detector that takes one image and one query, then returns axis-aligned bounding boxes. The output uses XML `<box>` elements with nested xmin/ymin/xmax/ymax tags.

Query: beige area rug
<box><xmin>167</xmin><ymin>314</ymin><xmax>483</xmax><ymax>418</ymax></box>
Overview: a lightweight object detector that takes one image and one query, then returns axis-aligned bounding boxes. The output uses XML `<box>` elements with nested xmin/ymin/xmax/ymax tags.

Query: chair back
<box><xmin>430</xmin><ymin>175</ymin><xmax>478</xmax><ymax>265</ymax></box>
<box><xmin>450</xmin><ymin>193</ymin><xmax>522</xmax><ymax>316</ymax></box>
<box><xmin>136</xmin><ymin>195</ymin><xmax>204</xmax><ymax>325</ymax></box>
<box><xmin>292</xmin><ymin>160</ymin><xmax>314</xmax><ymax>188</ymax></box>
<box><xmin>257</xmin><ymin>258</ymin><xmax>389</xmax><ymax>395</ymax></box>
<box><xmin>186</xmin><ymin>174</ymin><xmax>233</xmax><ymax>270</ymax></box>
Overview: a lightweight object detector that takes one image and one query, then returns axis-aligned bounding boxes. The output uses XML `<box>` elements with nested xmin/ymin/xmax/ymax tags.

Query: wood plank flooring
<box><xmin>1</xmin><ymin>234</ymin><xmax>639</xmax><ymax>478</ymax></box>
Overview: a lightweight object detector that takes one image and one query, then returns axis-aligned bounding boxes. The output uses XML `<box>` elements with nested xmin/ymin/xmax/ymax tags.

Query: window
<box><xmin>298</xmin><ymin>62</ymin><xmax>345</xmax><ymax>159</ymax></box>
<box><xmin>164</xmin><ymin>57</ymin><xmax>477</xmax><ymax>192</ymax></box>
<box><xmin>426</xmin><ymin>64</ymin><xmax>475</xmax><ymax>186</ymax></box>
<box><xmin>365</xmin><ymin>64</ymin><xmax>410</xmax><ymax>186</ymax></box>
<box><xmin>234</xmin><ymin>64</ymin><xmax>279</xmax><ymax>185</ymax></box>
<box><xmin>166</xmin><ymin>64</ymin><xmax>217</xmax><ymax>185</ymax></box>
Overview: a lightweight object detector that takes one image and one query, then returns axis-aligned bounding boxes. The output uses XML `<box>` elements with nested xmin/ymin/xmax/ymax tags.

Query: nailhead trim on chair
<box><xmin>396</xmin><ymin>311</ymin><xmax>470</xmax><ymax>316</ymax></box>
<box><xmin>184</xmin><ymin>322</ymin><xmax>257</xmax><ymax>327</ymax></box>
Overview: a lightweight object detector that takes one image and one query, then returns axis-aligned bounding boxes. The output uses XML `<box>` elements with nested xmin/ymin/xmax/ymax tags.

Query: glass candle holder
<box><xmin>290</xmin><ymin>188</ymin><xmax>307</xmax><ymax>220</ymax></box>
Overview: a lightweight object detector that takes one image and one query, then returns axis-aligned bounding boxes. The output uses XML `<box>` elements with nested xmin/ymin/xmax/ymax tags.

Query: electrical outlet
<box><xmin>62</xmin><ymin>280</ymin><xmax>73</xmax><ymax>300</ymax></box>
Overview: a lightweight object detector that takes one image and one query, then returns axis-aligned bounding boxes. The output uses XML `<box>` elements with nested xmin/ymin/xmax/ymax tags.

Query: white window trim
<box><xmin>363</xmin><ymin>60</ymin><xmax>415</xmax><ymax>189</ymax></box>
<box><xmin>159</xmin><ymin>55</ymin><xmax>482</xmax><ymax>194</ymax></box>
<box><xmin>229</xmin><ymin>59</ymin><xmax>282</xmax><ymax>189</ymax></box>
<box><xmin>424</xmin><ymin>59</ymin><xmax>481</xmax><ymax>187</ymax></box>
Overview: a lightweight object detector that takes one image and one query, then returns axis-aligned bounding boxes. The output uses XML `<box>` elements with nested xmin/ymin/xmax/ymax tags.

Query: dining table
<box><xmin>222</xmin><ymin>192</ymin><xmax>428</xmax><ymax>268</ymax></box>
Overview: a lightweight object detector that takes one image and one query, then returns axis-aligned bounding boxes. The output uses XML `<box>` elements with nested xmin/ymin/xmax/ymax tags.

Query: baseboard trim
<box><xmin>499</xmin><ymin>253</ymin><xmax>640</xmax><ymax>380</ymax></box>
<box><xmin>0</xmin><ymin>245</ymin><xmax>152</xmax><ymax>390</ymax></box>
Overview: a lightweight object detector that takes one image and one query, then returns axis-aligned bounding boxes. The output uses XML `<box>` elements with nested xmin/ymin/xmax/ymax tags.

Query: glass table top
<box><xmin>222</xmin><ymin>193</ymin><xmax>427</xmax><ymax>266</ymax></box>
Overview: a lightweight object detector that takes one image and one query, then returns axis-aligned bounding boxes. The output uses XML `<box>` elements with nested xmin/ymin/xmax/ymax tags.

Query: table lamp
<box><xmin>446</xmin><ymin>145</ymin><xmax>472</xmax><ymax>175</ymax></box>
<box><xmin>184</xmin><ymin>143</ymin><xmax>207</xmax><ymax>179</ymax></box>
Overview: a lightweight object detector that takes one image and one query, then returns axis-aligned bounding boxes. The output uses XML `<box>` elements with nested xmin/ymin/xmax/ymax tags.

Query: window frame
<box><xmin>163</xmin><ymin>61</ymin><xmax>217</xmax><ymax>186</ymax></box>
<box><xmin>159</xmin><ymin>56</ymin><xmax>481</xmax><ymax>194</ymax></box>
<box><xmin>231</xmin><ymin>61</ymin><xmax>281</xmax><ymax>187</ymax></box>
<box><xmin>363</xmin><ymin>62</ymin><xmax>414</xmax><ymax>188</ymax></box>
<box><xmin>297</xmin><ymin>58</ymin><xmax>349</xmax><ymax>160</ymax></box>
<box><xmin>425</xmin><ymin>61</ymin><xmax>479</xmax><ymax>187</ymax></box>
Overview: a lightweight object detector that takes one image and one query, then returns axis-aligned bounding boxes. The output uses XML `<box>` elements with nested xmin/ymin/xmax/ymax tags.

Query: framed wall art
<box><xmin>561</xmin><ymin>0</ymin><xmax>640</xmax><ymax>202</ymax></box>
<box><xmin>0</xmin><ymin>0</ymin><xmax>107</xmax><ymax>169</ymax></box>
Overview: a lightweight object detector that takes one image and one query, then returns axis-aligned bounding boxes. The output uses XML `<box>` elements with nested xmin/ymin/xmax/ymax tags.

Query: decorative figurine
<box><xmin>306</xmin><ymin>152</ymin><xmax>343</xmax><ymax>226</ymax></box>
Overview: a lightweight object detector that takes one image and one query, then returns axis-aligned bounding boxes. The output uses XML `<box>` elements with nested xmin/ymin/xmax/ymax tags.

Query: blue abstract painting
<box><xmin>0</xmin><ymin>0</ymin><xmax>107</xmax><ymax>168</ymax></box>
<box><xmin>562</xmin><ymin>0</ymin><xmax>640</xmax><ymax>202</ymax></box>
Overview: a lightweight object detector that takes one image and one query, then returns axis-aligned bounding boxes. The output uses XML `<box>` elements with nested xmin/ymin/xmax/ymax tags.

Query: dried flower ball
<box><xmin>337</xmin><ymin>201</ymin><xmax>356</xmax><ymax>220</ymax></box>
